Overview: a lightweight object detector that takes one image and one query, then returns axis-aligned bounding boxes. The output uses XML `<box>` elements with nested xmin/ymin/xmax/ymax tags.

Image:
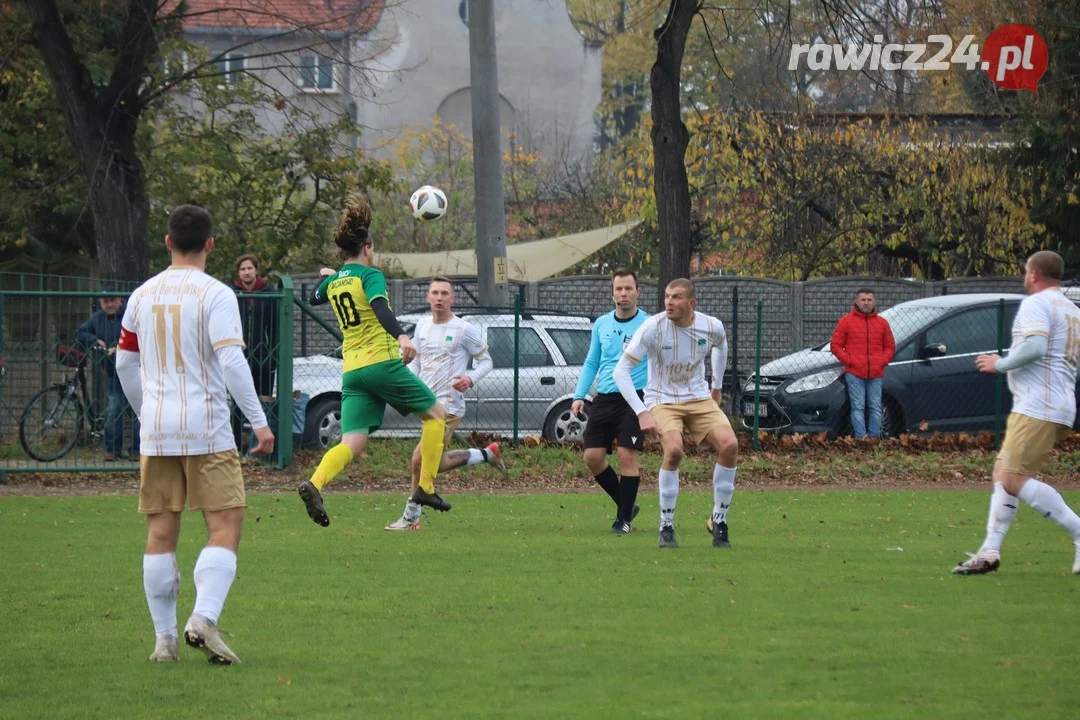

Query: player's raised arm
<box><xmin>310</xmin><ymin>267</ymin><xmax>336</xmax><ymax>306</ymax></box>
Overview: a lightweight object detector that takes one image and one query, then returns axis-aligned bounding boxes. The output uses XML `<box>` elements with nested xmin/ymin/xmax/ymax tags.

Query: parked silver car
<box><xmin>293</xmin><ymin>311</ymin><xmax>596</xmax><ymax>449</ymax></box>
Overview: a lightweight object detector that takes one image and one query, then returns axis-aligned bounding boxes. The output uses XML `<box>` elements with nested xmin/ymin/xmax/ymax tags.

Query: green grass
<box><xmin>2</xmin><ymin>491</ymin><xmax>1080</xmax><ymax>719</ymax></box>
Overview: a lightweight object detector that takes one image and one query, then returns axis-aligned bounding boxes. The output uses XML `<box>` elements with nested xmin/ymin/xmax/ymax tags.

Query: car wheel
<box><xmin>881</xmin><ymin>398</ymin><xmax>905</xmax><ymax>438</ymax></box>
<box><xmin>543</xmin><ymin>400</ymin><xmax>589</xmax><ymax>443</ymax></box>
<box><xmin>303</xmin><ymin>396</ymin><xmax>342</xmax><ymax>450</ymax></box>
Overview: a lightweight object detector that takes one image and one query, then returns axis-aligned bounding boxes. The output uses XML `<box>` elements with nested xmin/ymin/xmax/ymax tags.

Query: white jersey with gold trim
<box><xmin>121</xmin><ymin>267</ymin><xmax>246</xmax><ymax>455</ymax></box>
<box><xmin>1008</xmin><ymin>287</ymin><xmax>1080</xmax><ymax>427</ymax></box>
<box><xmin>623</xmin><ymin>311</ymin><xmax>727</xmax><ymax>408</ymax></box>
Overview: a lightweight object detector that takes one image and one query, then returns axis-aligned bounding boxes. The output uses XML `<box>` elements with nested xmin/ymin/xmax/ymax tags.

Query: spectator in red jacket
<box><xmin>831</xmin><ymin>289</ymin><xmax>895</xmax><ymax>438</ymax></box>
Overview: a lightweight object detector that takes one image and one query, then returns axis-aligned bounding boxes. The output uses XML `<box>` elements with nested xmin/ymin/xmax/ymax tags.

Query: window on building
<box><xmin>299</xmin><ymin>54</ymin><xmax>335</xmax><ymax>90</ymax></box>
<box><xmin>212</xmin><ymin>53</ymin><xmax>246</xmax><ymax>86</ymax></box>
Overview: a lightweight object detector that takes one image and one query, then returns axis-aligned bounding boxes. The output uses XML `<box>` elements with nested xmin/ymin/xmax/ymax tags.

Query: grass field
<box><xmin>2</xmin><ymin>490</ymin><xmax>1079</xmax><ymax>719</ymax></box>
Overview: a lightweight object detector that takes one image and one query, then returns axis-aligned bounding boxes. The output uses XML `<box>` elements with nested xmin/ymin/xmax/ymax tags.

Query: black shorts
<box><xmin>583</xmin><ymin>392</ymin><xmax>645</xmax><ymax>453</ymax></box>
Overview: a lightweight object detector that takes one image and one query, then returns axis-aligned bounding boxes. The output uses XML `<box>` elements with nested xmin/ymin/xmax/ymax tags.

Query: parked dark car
<box><xmin>739</xmin><ymin>293</ymin><xmax>1080</xmax><ymax>437</ymax></box>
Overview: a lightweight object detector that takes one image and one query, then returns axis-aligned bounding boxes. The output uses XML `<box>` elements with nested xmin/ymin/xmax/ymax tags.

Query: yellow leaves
<box><xmin>1069</xmin><ymin>192</ymin><xmax>1079</xmax><ymax>205</ymax></box>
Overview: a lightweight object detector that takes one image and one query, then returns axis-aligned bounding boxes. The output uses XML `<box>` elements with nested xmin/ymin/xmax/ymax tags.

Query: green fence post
<box><xmin>513</xmin><ymin>292</ymin><xmax>520</xmax><ymax>448</ymax></box>
<box><xmin>752</xmin><ymin>300</ymin><xmax>763</xmax><ymax>451</ymax></box>
<box><xmin>994</xmin><ymin>298</ymin><xmax>1005</xmax><ymax>450</ymax></box>
<box><xmin>276</xmin><ymin>278</ymin><xmax>295</xmax><ymax>469</ymax></box>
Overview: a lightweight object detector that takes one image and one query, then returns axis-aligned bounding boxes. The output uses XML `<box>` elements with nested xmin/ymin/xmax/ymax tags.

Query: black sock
<box><xmin>619</xmin><ymin>475</ymin><xmax>640</xmax><ymax>522</ymax></box>
<box><xmin>593</xmin><ymin>466</ymin><xmax>620</xmax><ymax>506</ymax></box>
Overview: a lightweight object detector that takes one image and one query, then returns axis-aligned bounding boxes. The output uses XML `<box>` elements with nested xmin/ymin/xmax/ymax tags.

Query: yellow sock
<box><xmin>418</xmin><ymin>419</ymin><xmax>445</xmax><ymax>494</ymax></box>
<box><xmin>310</xmin><ymin>444</ymin><xmax>354</xmax><ymax>491</ymax></box>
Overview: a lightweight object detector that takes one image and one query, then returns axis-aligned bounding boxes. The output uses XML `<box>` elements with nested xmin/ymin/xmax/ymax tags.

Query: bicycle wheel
<box><xmin>19</xmin><ymin>386</ymin><xmax>84</xmax><ymax>462</ymax></box>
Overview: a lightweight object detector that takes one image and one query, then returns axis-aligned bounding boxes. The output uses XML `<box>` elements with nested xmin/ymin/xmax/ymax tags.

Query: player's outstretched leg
<box><xmin>298</xmin><ymin>441</ymin><xmax>358</xmax><ymax>527</ymax></box>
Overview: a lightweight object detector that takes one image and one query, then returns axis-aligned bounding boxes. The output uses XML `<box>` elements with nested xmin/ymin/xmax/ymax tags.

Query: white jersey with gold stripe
<box><xmin>1008</xmin><ymin>287</ymin><xmax>1080</xmax><ymax>427</ymax></box>
<box><xmin>121</xmin><ymin>267</ymin><xmax>246</xmax><ymax>456</ymax></box>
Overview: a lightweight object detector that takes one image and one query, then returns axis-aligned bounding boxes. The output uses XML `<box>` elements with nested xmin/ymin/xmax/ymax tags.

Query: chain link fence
<box><xmin>736</xmin><ymin>295</ymin><xmax>1053</xmax><ymax>448</ymax></box>
<box><xmin>289</xmin><ymin>277</ymin><xmax>1043</xmax><ymax>453</ymax></box>
<box><xmin>3</xmin><ymin>272</ymin><xmax>1055</xmax><ymax>474</ymax></box>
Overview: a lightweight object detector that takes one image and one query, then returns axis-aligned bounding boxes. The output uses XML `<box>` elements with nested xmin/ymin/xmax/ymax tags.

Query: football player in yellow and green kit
<box><xmin>297</xmin><ymin>193</ymin><xmax>452</xmax><ymax>526</ymax></box>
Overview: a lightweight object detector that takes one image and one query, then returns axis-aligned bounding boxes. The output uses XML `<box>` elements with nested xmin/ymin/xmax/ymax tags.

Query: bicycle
<box><xmin>19</xmin><ymin>342</ymin><xmax>108</xmax><ymax>462</ymax></box>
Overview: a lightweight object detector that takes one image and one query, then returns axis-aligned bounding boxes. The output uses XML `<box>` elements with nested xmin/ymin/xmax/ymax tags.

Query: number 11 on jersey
<box><xmin>151</xmin><ymin>303</ymin><xmax>184</xmax><ymax>373</ymax></box>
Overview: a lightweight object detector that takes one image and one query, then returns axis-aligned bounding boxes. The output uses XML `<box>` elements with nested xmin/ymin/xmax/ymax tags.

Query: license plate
<box><xmin>743</xmin><ymin>401</ymin><xmax>767</xmax><ymax>417</ymax></box>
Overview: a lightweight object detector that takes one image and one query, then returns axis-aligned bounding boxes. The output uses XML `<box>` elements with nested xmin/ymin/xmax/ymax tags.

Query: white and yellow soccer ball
<box><xmin>409</xmin><ymin>185</ymin><xmax>448</xmax><ymax>222</ymax></box>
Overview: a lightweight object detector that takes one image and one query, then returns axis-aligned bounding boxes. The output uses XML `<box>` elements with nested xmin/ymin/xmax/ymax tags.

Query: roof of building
<box><xmin>175</xmin><ymin>0</ymin><xmax>382</xmax><ymax>33</ymax></box>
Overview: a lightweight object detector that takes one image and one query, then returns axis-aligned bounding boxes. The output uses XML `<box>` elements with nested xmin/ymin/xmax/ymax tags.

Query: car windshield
<box><xmin>815</xmin><ymin>305</ymin><xmax>952</xmax><ymax>351</ymax></box>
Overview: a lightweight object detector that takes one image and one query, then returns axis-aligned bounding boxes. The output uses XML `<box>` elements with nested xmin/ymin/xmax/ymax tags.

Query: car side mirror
<box><xmin>919</xmin><ymin>343</ymin><xmax>947</xmax><ymax>359</ymax></box>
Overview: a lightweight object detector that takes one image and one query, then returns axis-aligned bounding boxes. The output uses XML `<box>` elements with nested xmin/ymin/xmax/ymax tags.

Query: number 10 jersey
<box><xmin>314</xmin><ymin>263</ymin><xmax>401</xmax><ymax>372</ymax></box>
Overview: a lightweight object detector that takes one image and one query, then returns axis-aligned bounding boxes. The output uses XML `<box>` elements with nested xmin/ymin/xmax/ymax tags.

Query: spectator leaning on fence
<box><xmin>830</xmin><ymin>289</ymin><xmax>895</xmax><ymax>439</ymax></box>
<box><xmin>76</xmin><ymin>286</ymin><xmax>139</xmax><ymax>461</ymax></box>
<box><xmin>232</xmin><ymin>254</ymin><xmax>278</xmax><ymax>452</ymax></box>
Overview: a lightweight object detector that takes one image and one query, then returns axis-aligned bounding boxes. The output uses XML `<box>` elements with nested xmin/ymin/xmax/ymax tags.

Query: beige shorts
<box><xmin>650</xmin><ymin>399</ymin><xmax>732</xmax><ymax>444</ymax></box>
<box><xmin>139</xmin><ymin>450</ymin><xmax>245</xmax><ymax>514</ymax></box>
<box><xmin>443</xmin><ymin>414</ymin><xmax>463</xmax><ymax>445</ymax></box>
<box><xmin>996</xmin><ymin>413</ymin><xmax>1072</xmax><ymax>476</ymax></box>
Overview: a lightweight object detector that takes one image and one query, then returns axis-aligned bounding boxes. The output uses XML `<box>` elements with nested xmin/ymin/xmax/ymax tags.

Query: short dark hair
<box><xmin>235</xmin><ymin>253</ymin><xmax>258</xmax><ymax>273</ymax></box>
<box><xmin>1028</xmin><ymin>250</ymin><xmax>1064</xmax><ymax>281</ymax></box>
<box><xmin>612</xmin><ymin>268</ymin><xmax>638</xmax><ymax>288</ymax></box>
<box><xmin>855</xmin><ymin>288</ymin><xmax>876</xmax><ymax>297</ymax></box>
<box><xmin>667</xmin><ymin>278</ymin><xmax>695</xmax><ymax>299</ymax></box>
<box><xmin>167</xmin><ymin>205</ymin><xmax>213</xmax><ymax>254</ymax></box>
<box><xmin>430</xmin><ymin>275</ymin><xmax>454</xmax><ymax>289</ymax></box>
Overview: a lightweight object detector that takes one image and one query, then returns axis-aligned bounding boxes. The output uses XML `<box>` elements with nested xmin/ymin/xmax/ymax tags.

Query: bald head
<box><xmin>1027</xmin><ymin>251</ymin><xmax>1064</xmax><ymax>282</ymax></box>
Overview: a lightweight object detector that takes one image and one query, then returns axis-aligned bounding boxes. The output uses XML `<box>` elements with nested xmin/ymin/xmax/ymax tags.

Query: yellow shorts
<box><xmin>139</xmin><ymin>450</ymin><xmax>245</xmax><ymax>514</ymax></box>
<box><xmin>650</xmin><ymin>399</ymin><xmax>732</xmax><ymax>444</ymax></box>
<box><xmin>996</xmin><ymin>413</ymin><xmax>1072</xmax><ymax>476</ymax></box>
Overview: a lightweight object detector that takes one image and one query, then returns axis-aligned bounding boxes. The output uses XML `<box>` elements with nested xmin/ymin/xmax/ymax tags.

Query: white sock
<box><xmin>466</xmin><ymin>449</ymin><xmax>485</xmax><ymax>466</ymax></box>
<box><xmin>403</xmin><ymin>498</ymin><xmax>423</xmax><ymax>522</ymax></box>
<box><xmin>143</xmin><ymin>553</ymin><xmax>179</xmax><ymax>638</ymax></box>
<box><xmin>658</xmin><ymin>468</ymin><xmax>680</xmax><ymax>529</ymax></box>
<box><xmin>979</xmin><ymin>482</ymin><xmax>1019</xmax><ymax>555</ymax></box>
<box><xmin>712</xmin><ymin>464</ymin><xmax>736</xmax><ymax>525</ymax></box>
<box><xmin>192</xmin><ymin>546</ymin><xmax>237</xmax><ymax>625</ymax></box>
<box><xmin>1018</xmin><ymin>479</ymin><xmax>1080</xmax><ymax>538</ymax></box>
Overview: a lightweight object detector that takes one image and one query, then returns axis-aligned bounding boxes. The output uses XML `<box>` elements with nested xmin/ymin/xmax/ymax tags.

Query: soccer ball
<box><xmin>409</xmin><ymin>185</ymin><xmax>448</xmax><ymax>222</ymax></box>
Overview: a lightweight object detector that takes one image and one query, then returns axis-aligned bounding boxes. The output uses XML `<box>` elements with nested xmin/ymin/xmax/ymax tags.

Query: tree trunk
<box><xmin>24</xmin><ymin>0</ymin><xmax>155</xmax><ymax>282</ymax></box>
<box><xmin>650</xmin><ymin>0</ymin><xmax>697</xmax><ymax>311</ymax></box>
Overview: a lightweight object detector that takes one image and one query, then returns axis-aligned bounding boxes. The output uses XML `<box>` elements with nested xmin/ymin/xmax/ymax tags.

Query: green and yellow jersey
<box><xmin>313</xmin><ymin>264</ymin><xmax>400</xmax><ymax>372</ymax></box>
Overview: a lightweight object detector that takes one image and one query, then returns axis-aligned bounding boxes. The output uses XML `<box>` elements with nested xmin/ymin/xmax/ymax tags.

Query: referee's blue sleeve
<box><xmin>573</xmin><ymin>321</ymin><xmax>603</xmax><ymax>399</ymax></box>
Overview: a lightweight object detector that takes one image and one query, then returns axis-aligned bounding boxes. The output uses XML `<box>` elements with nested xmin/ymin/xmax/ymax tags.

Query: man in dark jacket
<box><xmin>232</xmin><ymin>254</ymin><xmax>278</xmax><ymax>451</ymax></box>
<box><xmin>76</xmin><ymin>289</ymin><xmax>139</xmax><ymax>460</ymax></box>
<box><xmin>830</xmin><ymin>288</ymin><xmax>896</xmax><ymax>438</ymax></box>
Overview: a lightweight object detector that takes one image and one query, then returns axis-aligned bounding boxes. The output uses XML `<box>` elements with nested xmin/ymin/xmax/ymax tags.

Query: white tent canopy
<box><xmin>373</xmin><ymin>221</ymin><xmax>640</xmax><ymax>281</ymax></box>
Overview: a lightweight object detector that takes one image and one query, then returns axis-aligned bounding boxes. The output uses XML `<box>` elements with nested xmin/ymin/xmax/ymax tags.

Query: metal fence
<box><xmin>0</xmin><ymin>278</ymin><xmax>295</xmax><ymax>477</ymax></box>
<box><xmin>1</xmin><ymin>271</ymin><xmax>1054</xmax><ymax>475</ymax></box>
<box><xmin>738</xmin><ymin>297</ymin><xmax>1021</xmax><ymax>448</ymax></box>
